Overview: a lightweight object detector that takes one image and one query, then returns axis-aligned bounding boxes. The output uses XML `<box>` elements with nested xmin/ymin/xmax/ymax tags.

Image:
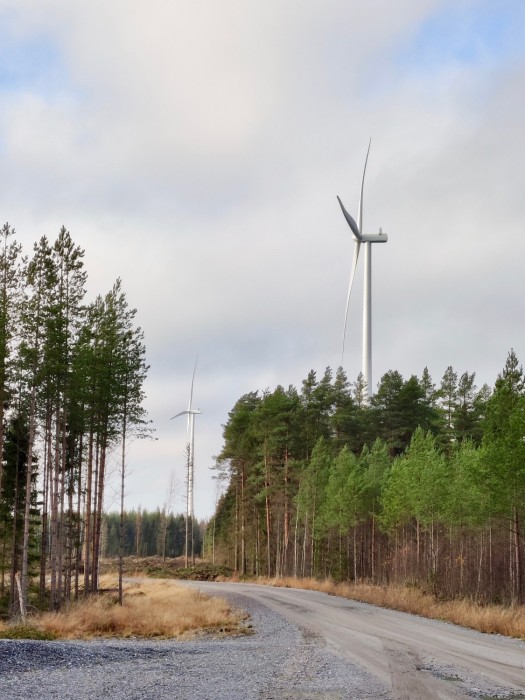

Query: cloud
<box><xmin>0</xmin><ymin>0</ymin><xmax>524</xmax><ymax>516</ymax></box>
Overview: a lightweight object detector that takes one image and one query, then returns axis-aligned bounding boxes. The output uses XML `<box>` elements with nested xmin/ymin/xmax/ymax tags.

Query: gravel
<box><xmin>0</xmin><ymin>592</ymin><xmax>393</xmax><ymax>700</ymax></box>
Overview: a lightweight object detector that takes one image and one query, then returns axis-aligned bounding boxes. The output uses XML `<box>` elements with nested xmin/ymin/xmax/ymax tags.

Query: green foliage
<box><xmin>382</xmin><ymin>428</ymin><xmax>447</xmax><ymax>531</ymax></box>
<box><xmin>295</xmin><ymin>437</ymin><xmax>331</xmax><ymax>535</ymax></box>
<box><xmin>481</xmin><ymin>351</ymin><xmax>525</xmax><ymax>521</ymax></box>
<box><xmin>371</xmin><ymin>372</ymin><xmax>435</xmax><ymax>455</ymax></box>
<box><xmin>0</xmin><ymin>411</ymin><xmax>39</xmax><ymax>584</ymax></box>
<box><xmin>0</xmin><ymin>625</ymin><xmax>56</xmax><ymax>640</ymax></box>
<box><xmin>103</xmin><ymin>510</ymin><xmax>197</xmax><ymax>559</ymax></box>
<box><xmin>445</xmin><ymin>440</ymin><xmax>487</xmax><ymax>527</ymax></box>
<box><xmin>211</xmin><ymin>351</ymin><xmax>525</xmax><ymax>602</ymax></box>
<box><xmin>0</xmin><ymin>224</ymin><xmax>149</xmax><ymax>613</ymax></box>
<box><xmin>360</xmin><ymin>439</ymin><xmax>391</xmax><ymax>518</ymax></box>
<box><xmin>322</xmin><ymin>447</ymin><xmax>362</xmax><ymax>534</ymax></box>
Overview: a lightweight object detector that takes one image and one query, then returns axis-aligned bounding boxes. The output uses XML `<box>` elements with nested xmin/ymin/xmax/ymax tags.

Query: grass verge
<box><xmin>253</xmin><ymin>577</ymin><xmax>525</xmax><ymax>641</ymax></box>
<box><xmin>0</xmin><ymin>578</ymin><xmax>247</xmax><ymax>640</ymax></box>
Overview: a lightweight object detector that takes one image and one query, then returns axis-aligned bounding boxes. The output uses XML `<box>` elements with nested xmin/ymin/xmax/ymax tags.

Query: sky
<box><xmin>0</xmin><ymin>0</ymin><xmax>524</xmax><ymax>519</ymax></box>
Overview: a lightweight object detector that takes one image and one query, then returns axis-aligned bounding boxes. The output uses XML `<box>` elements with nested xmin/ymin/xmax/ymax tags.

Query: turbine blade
<box><xmin>358</xmin><ymin>139</ymin><xmax>371</xmax><ymax>233</ymax></box>
<box><xmin>170</xmin><ymin>410</ymin><xmax>188</xmax><ymax>420</ymax></box>
<box><xmin>342</xmin><ymin>240</ymin><xmax>361</xmax><ymax>365</ymax></box>
<box><xmin>188</xmin><ymin>355</ymin><xmax>199</xmax><ymax>411</ymax></box>
<box><xmin>337</xmin><ymin>196</ymin><xmax>362</xmax><ymax>240</ymax></box>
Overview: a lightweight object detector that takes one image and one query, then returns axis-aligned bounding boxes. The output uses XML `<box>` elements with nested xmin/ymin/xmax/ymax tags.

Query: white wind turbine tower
<box><xmin>170</xmin><ymin>359</ymin><xmax>201</xmax><ymax>566</ymax></box>
<box><xmin>337</xmin><ymin>141</ymin><xmax>388</xmax><ymax>400</ymax></box>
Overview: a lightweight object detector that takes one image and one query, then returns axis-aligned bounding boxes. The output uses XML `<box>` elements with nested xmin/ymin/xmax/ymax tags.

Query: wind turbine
<box><xmin>170</xmin><ymin>358</ymin><xmax>201</xmax><ymax>566</ymax></box>
<box><xmin>337</xmin><ymin>140</ymin><xmax>387</xmax><ymax>399</ymax></box>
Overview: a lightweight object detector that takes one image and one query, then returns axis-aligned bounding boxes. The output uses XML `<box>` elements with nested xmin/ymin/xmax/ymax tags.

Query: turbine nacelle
<box><xmin>360</xmin><ymin>231</ymin><xmax>388</xmax><ymax>243</ymax></box>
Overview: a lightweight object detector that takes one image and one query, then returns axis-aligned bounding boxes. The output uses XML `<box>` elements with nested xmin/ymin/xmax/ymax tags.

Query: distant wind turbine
<box><xmin>337</xmin><ymin>140</ymin><xmax>388</xmax><ymax>399</ymax></box>
<box><xmin>170</xmin><ymin>358</ymin><xmax>201</xmax><ymax>566</ymax></box>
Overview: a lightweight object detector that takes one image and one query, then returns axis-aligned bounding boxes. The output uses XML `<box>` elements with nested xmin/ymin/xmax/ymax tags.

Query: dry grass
<box><xmin>255</xmin><ymin>577</ymin><xmax>525</xmax><ymax>640</ymax></box>
<box><xmin>0</xmin><ymin>578</ymin><xmax>247</xmax><ymax>640</ymax></box>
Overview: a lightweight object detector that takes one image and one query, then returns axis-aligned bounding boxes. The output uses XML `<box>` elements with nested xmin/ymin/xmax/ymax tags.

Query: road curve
<box><xmin>186</xmin><ymin>581</ymin><xmax>525</xmax><ymax>700</ymax></box>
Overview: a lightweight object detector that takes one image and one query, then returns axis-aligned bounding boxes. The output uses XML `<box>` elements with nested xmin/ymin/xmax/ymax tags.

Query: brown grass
<box><xmin>255</xmin><ymin>577</ymin><xmax>525</xmax><ymax>640</ymax></box>
<box><xmin>0</xmin><ymin>578</ymin><xmax>247</xmax><ymax>640</ymax></box>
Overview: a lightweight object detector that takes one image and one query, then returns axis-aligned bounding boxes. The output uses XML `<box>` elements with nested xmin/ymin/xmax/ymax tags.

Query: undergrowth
<box><xmin>0</xmin><ymin>578</ymin><xmax>246</xmax><ymax>641</ymax></box>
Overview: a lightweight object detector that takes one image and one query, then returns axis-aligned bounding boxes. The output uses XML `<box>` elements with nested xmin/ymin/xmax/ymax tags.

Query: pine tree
<box><xmin>439</xmin><ymin>366</ymin><xmax>458</xmax><ymax>452</ymax></box>
<box><xmin>322</xmin><ymin>446</ymin><xmax>362</xmax><ymax>580</ymax></box>
<box><xmin>18</xmin><ymin>236</ymin><xmax>57</xmax><ymax>610</ymax></box>
<box><xmin>295</xmin><ymin>437</ymin><xmax>331</xmax><ymax>577</ymax></box>
<box><xmin>331</xmin><ymin>367</ymin><xmax>361</xmax><ymax>453</ymax></box>
<box><xmin>0</xmin><ymin>224</ymin><xmax>23</xmax><ymax>534</ymax></box>
<box><xmin>482</xmin><ymin>350</ymin><xmax>525</xmax><ymax>602</ymax></box>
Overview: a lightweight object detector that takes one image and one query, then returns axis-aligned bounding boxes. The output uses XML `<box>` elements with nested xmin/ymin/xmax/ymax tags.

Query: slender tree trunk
<box><xmin>293</xmin><ymin>506</ymin><xmax>299</xmax><ymax>578</ymax></box>
<box><xmin>302</xmin><ymin>513</ymin><xmax>308</xmax><ymax>578</ymax></box>
<box><xmin>371</xmin><ymin>513</ymin><xmax>375</xmax><ymax>583</ymax></box>
<box><xmin>10</xmin><ymin>443</ymin><xmax>20</xmax><ymax>613</ymax></box>
<box><xmin>39</xmin><ymin>414</ymin><xmax>52</xmax><ymax>603</ymax></box>
<box><xmin>477</xmin><ymin>529</ymin><xmax>484</xmax><ymax>599</ymax></box>
<box><xmin>275</xmin><ymin>516</ymin><xmax>281</xmax><ymax>578</ymax></box>
<box><xmin>264</xmin><ymin>451</ymin><xmax>271</xmax><ymax>577</ymax></box>
<box><xmin>92</xmin><ymin>439</ymin><xmax>107</xmax><ymax>592</ymax></box>
<box><xmin>489</xmin><ymin>522</ymin><xmax>493</xmax><ymax>601</ymax></box>
<box><xmin>57</xmin><ymin>407</ymin><xmax>67</xmax><ymax>605</ymax></box>
<box><xmin>118</xmin><ymin>407</ymin><xmax>127</xmax><ymax>605</ymax></box>
<box><xmin>0</xmin><ymin>535</ymin><xmax>6</xmax><ymax>596</ymax></box>
<box><xmin>310</xmin><ymin>510</ymin><xmax>315</xmax><ymax>577</ymax></box>
<box><xmin>74</xmin><ymin>434</ymin><xmax>83</xmax><ymax>602</ymax></box>
<box><xmin>416</xmin><ymin>519</ymin><xmax>421</xmax><ymax>580</ymax></box>
<box><xmin>20</xmin><ymin>389</ymin><xmax>37</xmax><ymax>613</ymax></box>
<box><xmin>83</xmin><ymin>428</ymin><xmax>94</xmax><ymax>596</ymax></box>
<box><xmin>66</xmin><ymin>445</ymin><xmax>75</xmax><ymax>605</ymax></box>
<box><xmin>283</xmin><ymin>450</ymin><xmax>290</xmax><ymax>575</ymax></box>
<box><xmin>49</xmin><ymin>408</ymin><xmax>62</xmax><ymax>610</ymax></box>
<box><xmin>256</xmin><ymin>508</ymin><xmax>260</xmax><ymax>577</ymax></box>
<box><xmin>90</xmin><ymin>437</ymin><xmax>100</xmax><ymax>591</ymax></box>
<box><xmin>353</xmin><ymin>527</ymin><xmax>357</xmax><ymax>582</ymax></box>
<box><xmin>240</xmin><ymin>462</ymin><xmax>245</xmax><ymax>576</ymax></box>
<box><xmin>514</xmin><ymin>508</ymin><xmax>523</xmax><ymax>604</ymax></box>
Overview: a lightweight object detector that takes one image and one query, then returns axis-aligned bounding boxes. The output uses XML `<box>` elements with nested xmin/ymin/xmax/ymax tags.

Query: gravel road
<box><xmin>1</xmin><ymin>582</ymin><xmax>524</xmax><ymax>700</ymax></box>
<box><xmin>0</xmin><ymin>590</ymin><xmax>390</xmax><ymax>700</ymax></box>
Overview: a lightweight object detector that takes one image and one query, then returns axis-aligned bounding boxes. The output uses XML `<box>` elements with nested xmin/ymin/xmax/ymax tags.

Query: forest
<box><xmin>210</xmin><ymin>352</ymin><xmax>525</xmax><ymax>604</ymax></box>
<box><xmin>102</xmin><ymin>509</ymin><xmax>204</xmax><ymax>560</ymax></box>
<box><xmin>0</xmin><ymin>223</ymin><xmax>148</xmax><ymax>615</ymax></box>
<box><xmin>1</xmin><ymin>219</ymin><xmax>523</xmax><ymax>619</ymax></box>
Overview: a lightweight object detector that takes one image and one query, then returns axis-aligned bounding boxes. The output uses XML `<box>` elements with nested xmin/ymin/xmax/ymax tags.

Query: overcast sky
<box><xmin>1</xmin><ymin>1</ymin><xmax>524</xmax><ymax>519</ymax></box>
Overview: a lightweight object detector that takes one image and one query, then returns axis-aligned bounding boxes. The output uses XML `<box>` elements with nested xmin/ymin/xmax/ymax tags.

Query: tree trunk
<box><xmin>514</xmin><ymin>508</ymin><xmax>523</xmax><ymax>604</ymax></box>
<box><xmin>92</xmin><ymin>439</ymin><xmax>107</xmax><ymax>592</ymax></box>
<box><xmin>20</xmin><ymin>389</ymin><xmax>37</xmax><ymax>613</ymax></box>
<box><xmin>83</xmin><ymin>428</ymin><xmax>94</xmax><ymax>596</ymax></box>
<box><xmin>118</xmin><ymin>408</ymin><xmax>127</xmax><ymax>605</ymax></box>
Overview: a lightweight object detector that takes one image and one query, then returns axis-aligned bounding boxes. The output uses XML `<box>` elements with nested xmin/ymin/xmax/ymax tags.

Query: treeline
<box><xmin>0</xmin><ymin>223</ymin><xmax>148</xmax><ymax>614</ymax></box>
<box><xmin>102</xmin><ymin>510</ymin><xmax>204</xmax><ymax>559</ymax></box>
<box><xmin>210</xmin><ymin>352</ymin><xmax>525</xmax><ymax>604</ymax></box>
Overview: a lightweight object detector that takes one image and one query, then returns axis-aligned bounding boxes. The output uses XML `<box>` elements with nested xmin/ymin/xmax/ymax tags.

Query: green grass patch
<box><xmin>0</xmin><ymin>624</ymin><xmax>56</xmax><ymax>640</ymax></box>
